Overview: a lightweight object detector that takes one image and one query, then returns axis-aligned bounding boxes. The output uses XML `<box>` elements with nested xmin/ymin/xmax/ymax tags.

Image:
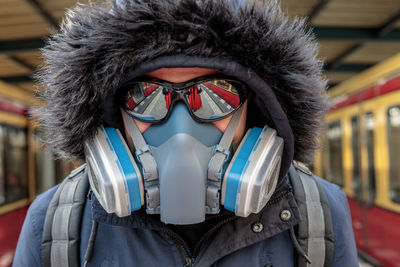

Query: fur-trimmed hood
<box><xmin>36</xmin><ymin>0</ymin><xmax>328</xmax><ymax>169</ymax></box>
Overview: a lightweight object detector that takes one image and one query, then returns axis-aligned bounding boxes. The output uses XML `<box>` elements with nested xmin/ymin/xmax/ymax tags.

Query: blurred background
<box><xmin>0</xmin><ymin>0</ymin><xmax>399</xmax><ymax>266</ymax></box>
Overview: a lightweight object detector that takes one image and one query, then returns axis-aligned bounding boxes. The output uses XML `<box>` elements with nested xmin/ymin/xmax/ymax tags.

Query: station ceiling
<box><xmin>0</xmin><ymin>0</ymin><xmax>399</xmax><ymax>95</ymax></box>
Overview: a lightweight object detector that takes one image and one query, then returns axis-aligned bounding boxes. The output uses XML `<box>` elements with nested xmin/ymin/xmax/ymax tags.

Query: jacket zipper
<box><xmin>190</xmin><ymin>215</ymin><xmax>238</xmax><ymax>263</ymax></box>
<box><xmin>162</xmin><ymin>229</ymin><xmax>191</xmax><ymax>263</ymax></box>
<box><xmin>163</xmin><ymin>187</ymin><xmax>292</xmax><ymax>267</ymax></box>
<box><xmin>163</xmin><ymin>215</ymin><xmax>238</xmax><ymax>267</ymax></box>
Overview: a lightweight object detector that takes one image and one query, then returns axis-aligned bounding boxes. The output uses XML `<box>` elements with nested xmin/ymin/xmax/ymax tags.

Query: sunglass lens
<box><xmin>123</xmin><ymin>82</ymin><xmax>169</xmax><ymax>121</ymax></box>
<box><xmin>187</xmin><ymin>79</ymin><xmax>242</xmax><ymax>120</ymax></box>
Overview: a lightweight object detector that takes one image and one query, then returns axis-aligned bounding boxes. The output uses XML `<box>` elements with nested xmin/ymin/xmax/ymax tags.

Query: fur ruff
<box><xmin>36</xmin><ymin>0</ymin><xmax>328</xmax><ymax>163</ymax></box>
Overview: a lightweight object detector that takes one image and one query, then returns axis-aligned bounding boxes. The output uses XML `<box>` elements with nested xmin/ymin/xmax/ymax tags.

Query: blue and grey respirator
<box><xmin>85</xmin><ymin>103</ymin><xmax>283</xmax><ymax>225</ymax></box>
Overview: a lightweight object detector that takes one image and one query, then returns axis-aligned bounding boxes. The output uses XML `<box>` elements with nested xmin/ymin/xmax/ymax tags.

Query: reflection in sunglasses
<box><xmin>123</xmin><ymin>78</ymin><xmax>246</xmax><ymax>122</ymax></box>
<box><xmin>203</xmin><ymin>82</ymin><xmax>239</xmax><ymax>108</ymax></box>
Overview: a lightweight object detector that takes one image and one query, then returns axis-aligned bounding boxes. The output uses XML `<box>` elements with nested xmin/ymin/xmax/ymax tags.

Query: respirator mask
<box><xmin>85</xmin><ymin>75</ymin><xmax>283</xmax><ymax>225</ymax></box>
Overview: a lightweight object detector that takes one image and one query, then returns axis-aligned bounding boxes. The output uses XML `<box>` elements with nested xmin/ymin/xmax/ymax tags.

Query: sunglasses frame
<box><xmin>119</xmin><ymin>74</ymin><xmax>249</xmax><ymax>124</ymax></box>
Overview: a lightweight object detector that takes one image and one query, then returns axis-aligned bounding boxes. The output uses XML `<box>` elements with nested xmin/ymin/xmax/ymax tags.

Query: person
<box><xmin>13</xmin><ymin>0</ymin><xmax>359</xmax><ymax>266</ymax></box>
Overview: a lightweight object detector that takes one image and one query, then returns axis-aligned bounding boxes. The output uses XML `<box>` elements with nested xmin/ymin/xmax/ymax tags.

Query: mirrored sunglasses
<box><xmin>120</xmin><ymin>75</ymin><xmax>249</xmax><ymax>123</ymax></box>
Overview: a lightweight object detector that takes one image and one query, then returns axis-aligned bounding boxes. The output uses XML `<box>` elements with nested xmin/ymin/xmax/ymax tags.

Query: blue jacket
<box><xmin>13</xmin><ymin>175</ymin><xmax>358</xmax><ymax>267</ymax></box>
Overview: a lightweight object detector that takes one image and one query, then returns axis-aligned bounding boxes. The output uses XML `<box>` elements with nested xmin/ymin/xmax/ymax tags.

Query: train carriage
<box><xmin>0</xmin><ymin>83</ymin><xmax>77</xmax><ymax>267</ymax></box>
<box><xmin>314</xmin><ymin>54</ymin><xmax>400</xmax><ymax>267</ymax></box>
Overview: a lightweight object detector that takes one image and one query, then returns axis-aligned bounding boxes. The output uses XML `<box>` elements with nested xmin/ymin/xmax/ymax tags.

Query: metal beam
<box><xmin>326</xmin><ymin>64</ymin><xmax>373</xmax><ymax>72</ymax></box>
<box><xmin>24</xmin><ymin>0</ymin><xmax>59</xmax><ymax>29</ymax></box>
<box><xmin>1</xmin><ymin>76</ymin><xmax>33</xmax><ymax>84</ymax></box>
<box><xmin>308</xmin><ymin>0</ymin><xmax>331</xmax><ymax>22</ymax></box>
<box><xmin>314</xmin><ymin>27</ymin><xmax>400</xmax><ymax>41</ymax></box>
<box><xmin>377</xmin><ymin>11</ymin><xmax>400</xmax><ymax>37</ymax></box>
<box><xmin>0</xmin><ymin>38</ymin><xmax>45</xmax><ymax>53</ymax></box>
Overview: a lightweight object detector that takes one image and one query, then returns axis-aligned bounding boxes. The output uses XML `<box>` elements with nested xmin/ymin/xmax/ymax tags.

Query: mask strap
<box><xmin>121</xmin><ymin>110</ymin><xmax>160</xmax><ymax>214</ymax></box>
<box><xmin>206</xmin><ymin>104</ymin><xmax>245</xmax><ymax>213</ymax></box>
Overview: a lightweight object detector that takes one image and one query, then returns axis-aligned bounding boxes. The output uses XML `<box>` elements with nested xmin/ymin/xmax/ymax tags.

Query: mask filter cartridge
<box><xmin>85</xmin><ymin>127</ymin><xmax>144</xmax><ymax>217</ymax></box>
<box><xmin>221</xmin><ymin>126</ymin><xmax>283</xmax><ymax>217</ymax></box>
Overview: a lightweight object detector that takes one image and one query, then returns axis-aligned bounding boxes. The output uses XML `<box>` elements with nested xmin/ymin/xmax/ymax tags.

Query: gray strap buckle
<box><xmin>206</xmin><ymin>184</ymin><xmax>220</xmax><ymax>213</ymax></box>
<box><xmin>135</xmin><ymin>144</ymin><xmax>151</xmax><ymax>159</ymax></box>
<box><xmin>214</xmin><ymin>145</ymin><xmax>231</xmax><ymax>158</ymax></box>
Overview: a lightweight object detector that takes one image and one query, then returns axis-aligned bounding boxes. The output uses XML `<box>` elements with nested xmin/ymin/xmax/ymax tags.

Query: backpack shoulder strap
<box><xmin>41</xmin><ymin>164</ymin><xmax>89</xmax><ymax>267</ymax></box>
<box><xmin>289</xmin><ymin>162</ymin><xmax>334</xmax><ymax>267</ymax></box>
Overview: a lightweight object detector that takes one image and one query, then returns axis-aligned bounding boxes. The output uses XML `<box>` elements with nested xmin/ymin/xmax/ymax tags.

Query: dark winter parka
<box><xmin>14</xmin><ymin>167</ymin><xmax>358</xmax><ymax>266</ymax></box>
<box><xmin>13</xmin><ymin>0</ymin><xmax>358</xmax><ymax>266</ymax></box>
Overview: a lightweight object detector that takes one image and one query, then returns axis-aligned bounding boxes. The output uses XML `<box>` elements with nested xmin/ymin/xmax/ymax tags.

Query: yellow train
<box><xmin>314</xmin><ymin>54</ymin><xmax>400</xmax><ymax>267</ymax></box>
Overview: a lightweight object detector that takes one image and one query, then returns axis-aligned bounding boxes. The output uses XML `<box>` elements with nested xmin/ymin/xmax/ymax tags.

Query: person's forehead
<box><xmin>145</xmin><ymin>67</ymin><xmax>220</xmax><ymax>83</ymax></box>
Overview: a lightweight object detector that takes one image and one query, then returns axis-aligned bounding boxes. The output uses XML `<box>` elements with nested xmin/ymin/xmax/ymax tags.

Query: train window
<box><xmin>0</xmin><ymin>125</ymin><xmax>5</xmax><ymax>204</ymax></box>
<box><xmin>388</xmin><ymin>105</ymin><xmax>400</xmax><ymax>204</ymax></box>
<box><xmin>351</xmin><ymin>116</ymin><xmax>362</xmax><ymax>197</ymax></box>
<box><xmin>365</xmin><ymin>113</ymin><xmax>376</xmax><ymax>203</ymax></box>
<box><xmin>324</xmin><ymin>121</ymin><xmax>343</xmax><ymax>186</ymax></box>
<box><xmin>34</xmin><ymin>133</ymin><xmax>57</xmax><ymax>195</ymax></box>
<box><xmin>4</xmin><ymin>126</ymin><xmax>28</xmax><ymax>203</ymax></box>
